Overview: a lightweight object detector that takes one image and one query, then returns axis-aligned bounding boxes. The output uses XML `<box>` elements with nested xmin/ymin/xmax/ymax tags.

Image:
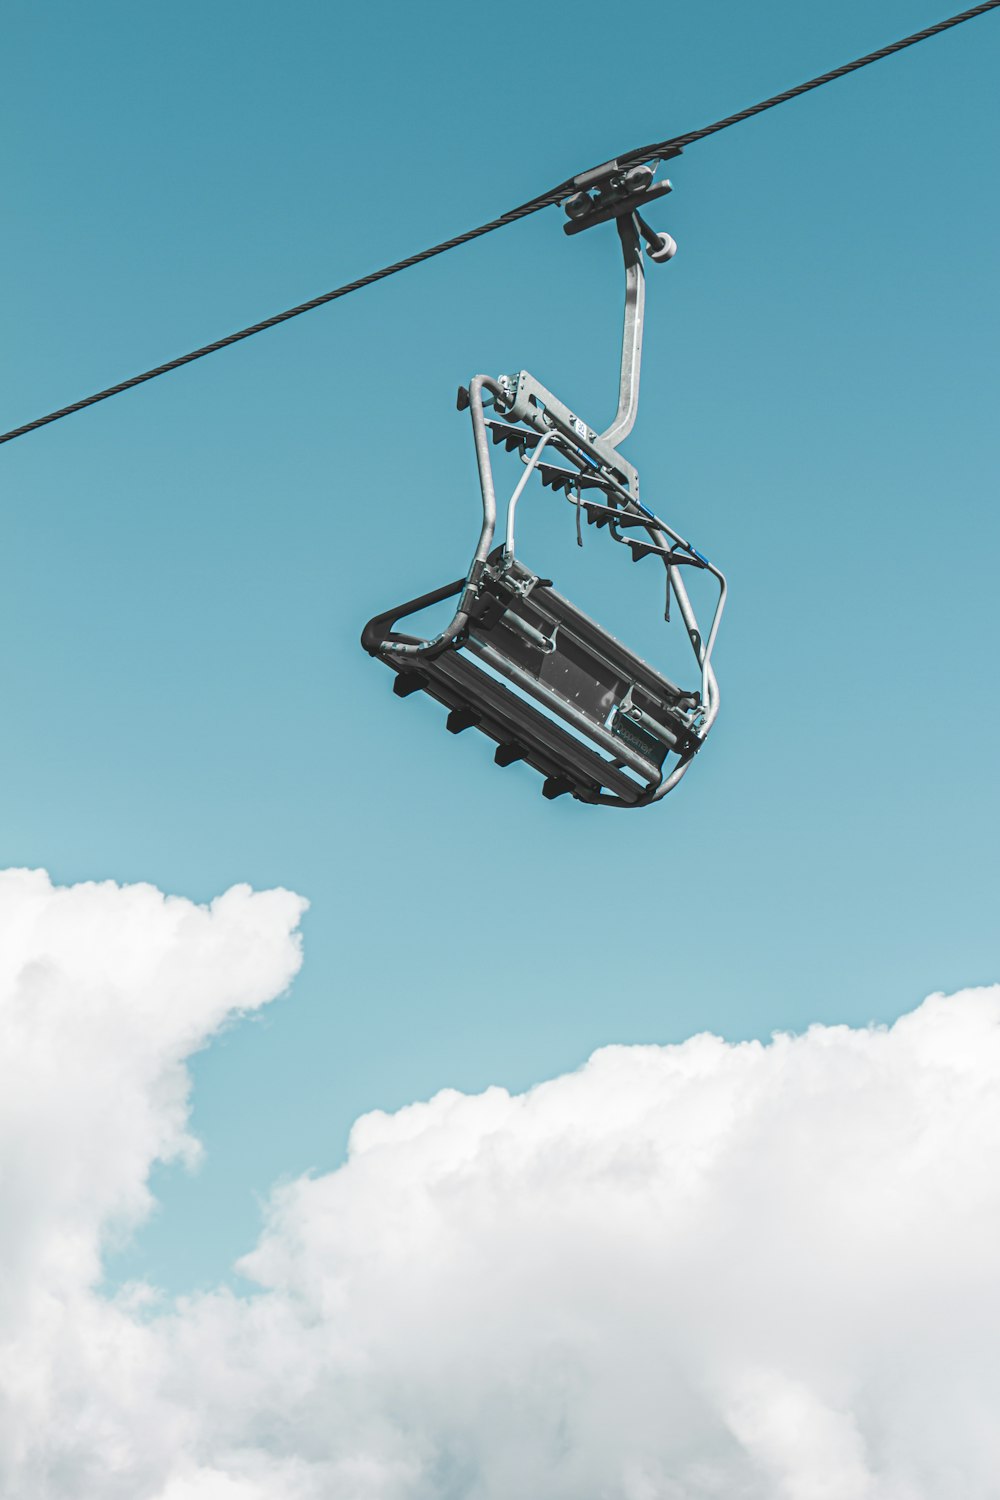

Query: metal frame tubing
<box><xmin>381</xmin><ymin>373</ymin><xmax>505</xmax><ymax>658</ymax></box>
<box><xmin>602</xmin><ymin>215</ymin><xmax>646</xmax><ymax>447</ymax></box>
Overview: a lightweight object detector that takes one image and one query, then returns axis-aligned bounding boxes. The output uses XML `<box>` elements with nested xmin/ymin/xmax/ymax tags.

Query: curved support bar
<box><xmin>504</xmin><ymin>429</ymin><xmax>559</xmax><ymax>559</ymax></box>
<box><xmin>575</xmin><ymin>747</ymin><xmax>695</xmax><ymax>808</ymax></box>
<box><xmin>468</xmin><ymin>373</ymin><xmax>505</xmax><ymax>570</ymax></box>
<box><xmin>361</xmin><ymin>577</ymin><xmax>465</xmax><ymax>657</ymax></box>
<box><xmin>381</xmin><ymin>609</ymin><xmax>471</xmax><ymax>659</ymax></box>
<box><xmin>602</xmin><ymin>215</ymin><xmax>645</xmax><ymax>448</ymax></box>
<box><xmin>647</xmin><ymin>751</ymin><xmax>696</xmax><ymax>803</ymax></box>
<box><xmin>377</xmin><ymin>374</ymin><xmax>505</xmax><ymax>659</ymax></box>
<box><xmin>619</xmin><ymin>500</ymin><xmax>725</xmax><ymax>731</ymax></box>
<box><xmin>668</xmin><ymin>556</ymin><xmax>725</xmax><ymax>733</ymax></box>
<box><xmin>697</xmin><ymin>573</ymin><xmax>726</xmax><ymax>734</ymax></box>
<box><xmin>666</xmin><ymin>560</ymin><xmax>717</xmax><ymax>727</ymax></box>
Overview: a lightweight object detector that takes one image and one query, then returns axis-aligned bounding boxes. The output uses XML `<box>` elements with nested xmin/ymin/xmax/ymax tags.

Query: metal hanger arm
<box><xmin>602</xmin><ymin>215</ymin><xmax>645</xmax><ymax>446</ymax></box>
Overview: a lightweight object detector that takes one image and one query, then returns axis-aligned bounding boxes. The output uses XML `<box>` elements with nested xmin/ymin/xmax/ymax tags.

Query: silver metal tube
<box><xmin>468</xmin><ymin>374</ymin><xmax>504</xmax><ymax>567</ymax></box>
<box><xmin>634</xmin><ymin>497</ymin><xmax>725</xmax><ymax>730</ymax></box>
<box><xmin>671</xmin><ymin>555</ymin><xmax>725</xmax><ymax>732</ymax></box>
<box><xmin>664</xmin><ymin>559</ymin><xmax>716</xmax><ymax>719</ymax></box>
<box><xmin>502</xmin><ymin>613</ymin><xmax>556</xmax><ymax>654</ymax></box>
<box><xmin>649</xmin><ymin>752</ymin><xmax>695</xmax><ymax>801</ymax></box>
<box><xmin>384</xmin><ymin>374</ymin><xmax>504</xmax><ymax>658</ymax></box>
<box><xmin>602</xmin><ymin>215</ymin><xmax>645</xmax><ymax>447</ymax></box>
<box><xmin>698</xmin><ymin>573</ymin><xmax>727</xmax><ymax>728</ymax></box>
<box><xmin>625</xmin><ymin>703</ymin><xmax>681</xmax><ymax>751</ymax></box>
<box><xmin>504</xmin><ymin>430</ymin><xmax>559</xmax><ymax>558</ymax></box>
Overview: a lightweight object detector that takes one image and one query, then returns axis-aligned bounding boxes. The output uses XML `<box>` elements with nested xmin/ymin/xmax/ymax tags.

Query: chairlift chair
<box><xmin>363</xmin><ymin>165</ymin><xmax>726</xmax><ymax>807</ymax></box>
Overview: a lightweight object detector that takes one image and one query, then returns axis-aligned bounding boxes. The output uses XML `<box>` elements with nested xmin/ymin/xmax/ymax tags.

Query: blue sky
<box><xmin>2</xmin><ymin>0</ymin><xmax>998</xmax><ymax>1294</ymax></box>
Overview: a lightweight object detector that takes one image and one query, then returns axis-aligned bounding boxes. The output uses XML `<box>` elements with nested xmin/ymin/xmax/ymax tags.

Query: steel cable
<box><xmin>0</xmin><ymin>190</ymin><xmax>566</xmax><ymax>448</ymax></box>
<box><xmin>2</xmin><ymin>0</ymin><xmax>998</xmax><ymax>449</ymax></box>
<box><xmin>616</xmin><ymin>0</ymin><xmax>1000</xmax><ymax>164</ymax></box>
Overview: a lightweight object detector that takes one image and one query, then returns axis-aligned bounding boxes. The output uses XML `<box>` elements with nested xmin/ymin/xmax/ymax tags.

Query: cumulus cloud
<box><xmin>1</xmin><ymin>870</ymin><xmax>998</xmax><ymax>1499</ymax></box>
<box><xmin>0</xmin><ymin>869</ymin><xmax>306</xmax><ymax>1499</ymax></box>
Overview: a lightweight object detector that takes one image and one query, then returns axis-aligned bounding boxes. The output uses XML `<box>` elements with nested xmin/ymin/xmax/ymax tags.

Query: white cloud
<box><xmin>1</xmin><ymin>868</ymin><xmax>999</xmax><ymax>1499</ymax></box>
<box><xmin>0</xmin><ymin>869</ymin><xmax>306</xmax><ymax>1500</ymax></box>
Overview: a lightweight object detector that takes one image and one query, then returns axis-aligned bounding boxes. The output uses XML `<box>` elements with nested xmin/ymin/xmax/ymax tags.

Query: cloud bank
<box><xmin>1</xmin><ymin>868</ymin><xmax>998</xmax><ymax>1499</ymax></box>
<box><xmin>0</xmin><ymin>869</ymin><xmax>307</xmax><ymax>1499</ymax></box>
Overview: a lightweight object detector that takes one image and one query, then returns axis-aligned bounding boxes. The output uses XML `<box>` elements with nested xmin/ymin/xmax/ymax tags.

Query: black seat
<box><xmin>362</xmin><ymin>557</ymin><xmax>700</xmax><ymax>806</ymax></box>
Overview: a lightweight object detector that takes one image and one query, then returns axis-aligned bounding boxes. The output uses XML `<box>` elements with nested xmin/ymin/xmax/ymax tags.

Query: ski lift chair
<box><xmin>363</xmin><ymin>167</ymin><xmax>726</xmax><ymax>807</ymax></box>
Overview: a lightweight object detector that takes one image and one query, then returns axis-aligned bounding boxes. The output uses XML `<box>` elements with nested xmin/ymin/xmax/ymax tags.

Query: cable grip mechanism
<box><xmin>562</xmin><ymin>153</ymin><xmax>681</xmax><ymax>252</ymax></box>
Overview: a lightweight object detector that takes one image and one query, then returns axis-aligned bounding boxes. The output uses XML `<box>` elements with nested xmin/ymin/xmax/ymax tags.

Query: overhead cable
<box><xmin>2</xmin><ymin>0</ymin><xmax>998</xmax><ymax>449</ymax></box>
<box><xmin>614</xmin><ymin>0</ymin><xmax>1000</xmax><ymax>163</ymax></box>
